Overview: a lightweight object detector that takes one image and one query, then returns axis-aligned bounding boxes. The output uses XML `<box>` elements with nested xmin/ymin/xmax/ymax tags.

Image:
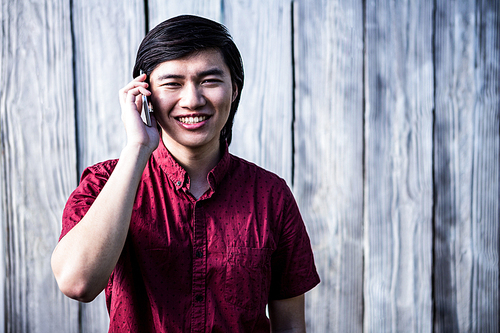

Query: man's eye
<box><xmin>202</xmin><ymin>78</ymin><xmax>220</xmax><ymax>84</ymax></box>
<box><xmin>162</xmin><ymin>82</ymin><xmax>181</xmax><ymax>87</ymax></box>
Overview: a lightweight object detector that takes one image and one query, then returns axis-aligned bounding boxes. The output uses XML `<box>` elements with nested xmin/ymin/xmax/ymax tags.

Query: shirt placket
<box><xmin>191</xmin><ymin>200</ymin><xmax>207</xmax><ymax>333</ymax></box>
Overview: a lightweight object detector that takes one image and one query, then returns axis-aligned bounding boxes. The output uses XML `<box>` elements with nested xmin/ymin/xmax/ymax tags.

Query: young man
<box><xmin>51</xmin><ymin>15</ymin><xmax>319</xmax><ymax>332</ymax></box>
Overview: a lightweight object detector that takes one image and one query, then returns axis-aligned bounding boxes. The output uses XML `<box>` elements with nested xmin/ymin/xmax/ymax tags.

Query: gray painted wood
<box><xmin>0</xmin><ymin>131</ymin><xmax>5</xmax><ymax>332</ymax></box>
<box><xmin>71</xmin><ymin>0</ymin><xmax>146</xmax><ymax>331</ymax></box>
<box><xmin>364</xmin><ymin>0</ymin><xmax>434</xmax><ymax>331</ymax></box>
<box><xmin>293</xmin><ymin>0</ymin><xmax>364</xmax><ymax>331</ymax></box>
<box><xmin>0</xmin><ymin>0</ymin><xmax>499</xmax><ymax>332</ymax></box>
<box><xmin>148</xmin><ymin>0</ymin><xmax>222</xmax><ymax>29</ymax></box>
<box><xmin>224</xmin><ymin>0</ymin><xmax>294</xmax><ymax>184</ymax></box>
<box><xmin>73</xmin><ymin>0</ymin><xmax>145</xmax><ymax>171</ymax></box>
<box><xmin>0</xmin><ymin>0</ymin><xmax>79</xmax><ymax>332</ymax></box>
<box><xmin>469</xmin><ymin>0</ymin><xmax>499</xmax><ymax>330</ymax></box>
<box><xmin>434</xmin><ymin>1</ymin><xmax>499</xmax><ymax>332</ymax></box>
<box><xmin>433</xmin><ymin>0</ymin><xmax>476</xmax><ymax>331</ymax></box>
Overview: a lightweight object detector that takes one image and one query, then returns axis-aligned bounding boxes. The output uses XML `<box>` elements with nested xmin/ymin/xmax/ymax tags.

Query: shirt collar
<box><xmin>152</xmin><ymin>139</ymin><xmax>231</xmax><ymax>193</ymax></box>
<box><xmin>208</xmin><ymin>141</ymin><xmax>231</xmax><ymax>192</ymax></box>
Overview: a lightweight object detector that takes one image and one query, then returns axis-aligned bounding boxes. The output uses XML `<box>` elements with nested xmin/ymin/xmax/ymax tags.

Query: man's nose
<box><xmin>179</xmin><ymin>83</ymin><xmax>206</xmax><ymax>110</ymax></box>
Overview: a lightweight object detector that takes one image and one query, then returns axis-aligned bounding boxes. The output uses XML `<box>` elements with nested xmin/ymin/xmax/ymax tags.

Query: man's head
<box><xmin>133</xmin><ymin>15</ymin><xmax>244</xmax><ymax>145</ymax></box>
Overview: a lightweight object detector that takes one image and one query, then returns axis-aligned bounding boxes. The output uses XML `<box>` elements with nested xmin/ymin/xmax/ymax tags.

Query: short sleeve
<box><xmin>60</xmin><ymin>160</ymin><xmax>118</xmax><ymax>240</ymax></box>
<box><xmin>269</xmin><ymin>188</ymin><xmax>320</xmax><ymax>300</ymax></box>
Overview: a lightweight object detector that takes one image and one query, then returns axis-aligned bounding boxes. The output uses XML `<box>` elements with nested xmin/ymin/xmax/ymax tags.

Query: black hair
<box><xmin>133</xmin><ymin>15</ymin><xmax>244</xmax><ymax>145</ymax></box>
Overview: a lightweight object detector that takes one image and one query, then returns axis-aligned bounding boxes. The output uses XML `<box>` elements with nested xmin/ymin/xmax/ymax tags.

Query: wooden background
<box><xmin>0</xmin><ymin>0</ymin><xmax>498</xmax><ymax>332</ymax></box>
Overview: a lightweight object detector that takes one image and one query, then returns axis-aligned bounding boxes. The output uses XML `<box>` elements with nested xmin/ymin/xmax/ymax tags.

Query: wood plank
<box><xmin>71</xmin><ymin>0</ymin><xmax>145</xmax><ymax>331</ymax></box>
<box><xmin>294</xmin><ymin>0</ymin><xmax>364</xmax><ymax>331</ymax></box>
<box><xmin>73</xmin><ymin>0</ymin><xmax>145</xmax><ymax>170</ymax></box>
<box><xmin>0</xmin><ymin>0</ymin><xmax>79</xmax><ymax>331</ymax></box>
<box><xmin>433</xmin><ymin>0</ymin><xmax>476</xmax><ymax>331</ymax></box>
<box><xmin>0</xmin><ymin>34</ymin><xmax>5</xmax><ymax>331</ymax></box>
<box><xmin>224</xmin><ymin>0</ymin><xmax>293</xmax><ymax>183</ymax></box>
<box><xmin>434</xmin><ymin>1</ymin><xmax>499</xmax><ymax>331</ymax></box>
<box><xmin>148</xmin><ymin>0</ymin><xmax>222</xmax><ymax>28</ymax></box>
<box><xmin>0</xmin><ymin>1</ymin><xmax>6</xmax><ymax>319</ymax></box>
<box><xmin>469</xmin><ymin>0</ymin><xmax>499</xmax><ymax>330</ymax></box>
<box><xmin>364</xmin><ymin>0</ymin><xmax>434</xmax><ymax>331</ymax></box>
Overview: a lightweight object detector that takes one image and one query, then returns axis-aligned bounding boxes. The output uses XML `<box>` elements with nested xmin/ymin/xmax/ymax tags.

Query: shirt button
<box><xmin>195</xmin><ymin>295</ymin><xmax>204</xmax><ymax>302</ymax></box>
<box><xmin>195</xmin><ymin>250</ymin><xmax>203</xmax><ymax>258</ymax></box>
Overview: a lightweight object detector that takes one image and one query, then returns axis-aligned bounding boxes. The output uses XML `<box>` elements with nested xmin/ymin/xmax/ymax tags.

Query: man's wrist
<box><xmin>120</xmin><ymin>143</ymin><xmax>154</xmax><ymax>167</ymax></box>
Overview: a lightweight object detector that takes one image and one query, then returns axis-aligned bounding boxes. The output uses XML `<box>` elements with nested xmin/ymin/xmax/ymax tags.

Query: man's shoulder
<box><xmin>228</xmin><ymin>154</ymin><xmax>290</xmax><ymax>189</ymax></box>
<box><xmin>80</xmin><ymin>158</ymin><xmax>119</xmax><ymax>182</ymax></box>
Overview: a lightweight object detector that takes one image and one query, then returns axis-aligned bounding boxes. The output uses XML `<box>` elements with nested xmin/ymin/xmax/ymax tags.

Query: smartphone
<box><xmin>140</xmin><ymin>70</ymin><xmax>152</xmax><ymax>127</ymax></box>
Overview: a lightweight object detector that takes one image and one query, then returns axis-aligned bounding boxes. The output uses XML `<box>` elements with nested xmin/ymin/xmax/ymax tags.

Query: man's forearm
<box><xmin>269</xmin><ymin>295</ymin><xmax>307</xmax><ymax>333</ymax></box>
<box><xmin>51</xmin><ymin>145</ymin><xmax>151</xmax><ymax>302</ymax></box>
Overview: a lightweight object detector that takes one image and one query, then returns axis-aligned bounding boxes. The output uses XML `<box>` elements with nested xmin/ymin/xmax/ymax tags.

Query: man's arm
<box><xmin>51</xmin><ymin>74</ymin><xmax>158</xmax><ymax>302</ymax></box>
<box><xmin>268</xmin><ymin>294</ymin><xmax>306</xmax><ymax>333</ymax></box>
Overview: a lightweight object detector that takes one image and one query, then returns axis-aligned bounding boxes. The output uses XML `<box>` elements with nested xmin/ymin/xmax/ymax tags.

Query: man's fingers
<box><xmin>119</xmin><ymin>76</ymin><xmax>149</xmax><ymax>101</ymax></box>
<box><xmin>120</xmin><ymin>86</ymin><xmax>150</xmax><ymax>109</ymax></box>
<box><xmin>124</xmin><ymin>87</ymin><xmax>149</xmax><ymax>102</ymax></box>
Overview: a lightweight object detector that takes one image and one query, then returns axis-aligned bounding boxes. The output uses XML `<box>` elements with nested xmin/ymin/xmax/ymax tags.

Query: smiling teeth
<box><xmin>178</xmin><ymin>116</ymin><xmax>207</xmax><ymax>124</ymax></box>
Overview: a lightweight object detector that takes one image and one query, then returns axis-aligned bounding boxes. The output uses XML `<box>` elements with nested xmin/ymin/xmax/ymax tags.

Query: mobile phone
<box><xmin>140</xmin><ymin>70</ymin><xmax>152</xmax><ymax>127</ymax></box>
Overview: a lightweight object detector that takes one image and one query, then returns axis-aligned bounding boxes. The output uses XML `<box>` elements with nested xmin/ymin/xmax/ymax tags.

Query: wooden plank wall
<box><xmin>0</xmin><ymin>1</ymin><xmax>80</xmax><ymax>332</ymax></box>
<box><xmin>434</xmin><ymin>0</ymin><xmax>500</xmax><ymax>331</ymax></box>
<box><xmin>364</xmin><ymin>0</ymin><xmax>435</xmax><ymax>331</ymax></box>
<box><xmin>294</xmin><ymin>0</ymin><xmax>364</xmax><ymax>331</ymax></box>
<box><xmin>0</xmin><ymin>0</ymin><xmax>498</xmax><ymax>332</ymax></box>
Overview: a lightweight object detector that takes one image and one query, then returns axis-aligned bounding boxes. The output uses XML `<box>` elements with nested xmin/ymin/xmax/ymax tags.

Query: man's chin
<box><xmin>161</xmin><ymin>133</ymin><xmax>220</xmax><ymax>152</ymax></box>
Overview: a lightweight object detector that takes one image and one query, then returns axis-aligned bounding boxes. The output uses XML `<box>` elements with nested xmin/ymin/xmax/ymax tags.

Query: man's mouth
<box><xmin>177</xmin><ymin>115</ymin><xmax>209</xmax><ymax>124</ymax></box>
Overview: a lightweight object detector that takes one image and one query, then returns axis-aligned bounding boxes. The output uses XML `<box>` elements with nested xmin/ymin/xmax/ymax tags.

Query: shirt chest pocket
<box><xmin>224</xmin><ymin>247</ymin><xmax>272</xmax><ymax>310</ymax></box>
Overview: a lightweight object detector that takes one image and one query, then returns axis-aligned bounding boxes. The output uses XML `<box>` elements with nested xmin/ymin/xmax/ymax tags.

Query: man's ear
<box><xmin>232</xmin><ymin>84</ymin><xmax>239</xmax><ymax>102</ymax></box>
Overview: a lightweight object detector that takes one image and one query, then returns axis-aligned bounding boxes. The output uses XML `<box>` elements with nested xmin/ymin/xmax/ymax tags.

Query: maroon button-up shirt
<box><xmin>60</xmin><ymin>141</ymin><xmax>320</xmax><ymax>332</ymax></box>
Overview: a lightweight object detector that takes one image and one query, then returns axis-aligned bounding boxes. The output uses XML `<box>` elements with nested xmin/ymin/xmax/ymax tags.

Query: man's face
<box><xmin>149</xmin><ymin>49</ymin><xmax>237</xmax><ymax>153</ymax></box>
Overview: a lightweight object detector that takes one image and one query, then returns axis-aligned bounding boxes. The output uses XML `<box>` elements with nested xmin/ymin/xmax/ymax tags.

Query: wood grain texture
<box><xmin>0</xmin><ymin>133</ymin><xmax>4</xmax><ymax>332</ymax></box>
<box><xmin>148</xmin><ymin>0</ymin><xmax>222</xmax><ymax>29</ymax></box>
<box><xmin>0</xmin><ymin>0</ymin><xmax>79</xmax><ymax>332</ymax></box>
<box><xmin>72</xmin><ymin>0</ymin><xmax>145</xmax><ymax>172</ymax></box>
<box><xmin>433</xmin><ymin>0</ymin><xmax>476</xmax><ymax>331</ymax></box>
<box><xmin>1</xmin><ymin>0</ymin><xmax>499</xmax><ymax>331</ymax></box>
<box><xmin>469</xmin><ymin>0</ymin><xmax>500</xmax><ymax>331</ymax></box>
<box><xmin>0</xmin><ymin>2</ymin><xmax>6</xmax><ymax>321</ymax></box>
<box><xmin>224</xmin><ymin>0</ymin><xmax>293</xmax><ymax>184</ymax></box>
<box><xmin>364</xmin><ymin>0</ymin><xmax>434</xmax><ymax>331</ymax></box>
<box><xmin>294</xmin><ymin>0</ymin><xmax>364</xmax><ymax>331</ymax></box>
<box><xmin>71</xmin><ymin>0</ymin><xmax>145</xmax><ymax>331</ymax></box>
<box><xmin>435</xmin><ymin>1</ymin><xmax>499</xmax><ymax>331</ymax></box>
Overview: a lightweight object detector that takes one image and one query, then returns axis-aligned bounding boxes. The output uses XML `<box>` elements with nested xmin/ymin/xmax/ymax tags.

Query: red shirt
<box><xmin>61</xmin><ymin>141</ymin><xmax>320</xmax><ymax>332</ymax></box>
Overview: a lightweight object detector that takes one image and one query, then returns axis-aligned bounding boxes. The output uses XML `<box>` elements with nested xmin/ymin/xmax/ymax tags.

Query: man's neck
<box><xmin>162</xmin><ymin>135</ymin><xmax>222</xmax><ymax>199</ymax></box>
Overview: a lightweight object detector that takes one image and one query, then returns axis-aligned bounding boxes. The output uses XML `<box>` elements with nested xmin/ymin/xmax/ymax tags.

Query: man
<box><xmin>51</xmin><ymin>15</ymin><xmax>319</xmax><ymax>332</ymax></box>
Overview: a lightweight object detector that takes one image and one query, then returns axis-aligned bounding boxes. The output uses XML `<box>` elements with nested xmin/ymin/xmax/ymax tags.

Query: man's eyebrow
<box><xmin>198</xmin><ymin>68</ymin><xmax>226</xmax><ymax>77</ymax></box>
<box><xmin>155</xmin><ymin>68</ymin><xmax>226</xmax><ymax>81</ymax></box>
<box><xmin>156</xmin><ymin>74</ymin><xmax>184</xmax><ymax>81</ymax></box>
